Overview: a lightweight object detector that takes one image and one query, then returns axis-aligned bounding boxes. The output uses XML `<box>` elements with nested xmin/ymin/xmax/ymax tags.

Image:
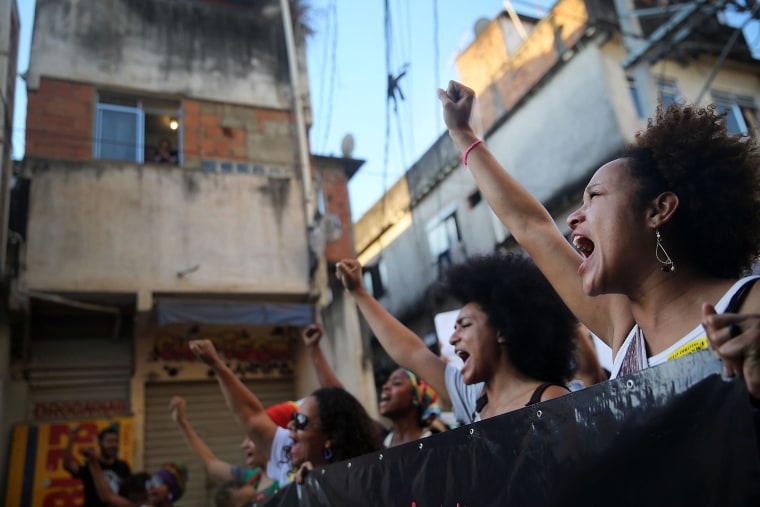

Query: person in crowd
<box><xmin>83</xmin><ymin>447</ymin><xmax>187</xmax><ymax>507</ymax></box>
<box><xmin>64</xmin><ymin>425</ymin><xmax>132</xmax><ymax>507</ymax></box>
<box><xmin>337</xmin><ymin>252</ymin><xmax>577</xmax><ymax>423</ymax></box>
<box><xmin>168</xmin><ymin>396</ymin><xmax>279</xmax><ymax>504</ymax></box>
<box><xmin>436</xmin><ymin>81</ymin><xmax>760</xmax><ymax>397</ymax></box>
<box><xmin>189</xmin><ymin>339</ymin><xmax>382</xmax><ymax>485</ymax></box>
<box><xmin>568</xmin><ymin>323</ymin><xmax>609</xmax><ymax>391</ymax></box>
<box><xmin>302</xmin><ymin>322</ymin><xmax>445</xmax><ymax>446</ymax></box>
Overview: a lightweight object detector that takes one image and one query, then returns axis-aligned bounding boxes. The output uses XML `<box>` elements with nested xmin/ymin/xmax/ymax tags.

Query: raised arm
<box><xmin>436</xmin><ymin>81</ymin><xmax>629</xmax><ymax>344</ymax></box>
<box><xmin>82</xmin><ymin>448</ymin><xmax>132</xmax><ymax>507</ymax></box>
<box><xmin>169</xmin><ymin>396</ymin><xmax>234</xmax><ymax>483</ymax></box>
<box><xmin>336</xmin><ymin>259</ymin><xmax>448</xmax><ymax>400</ymax></box>
<box><xmin>63</xmin><ymin>426</ymin><xmax>81</xmax><ymax>476</ymax></box>
<box><xmin>302</xmin><ymin>323</ymin><xmax>344</xmax><ymax>389</ymax></box>
<box><xmin>189</xmin><ymin>340</ymin><xmax>278</xmax><ymax>457</ymax></box>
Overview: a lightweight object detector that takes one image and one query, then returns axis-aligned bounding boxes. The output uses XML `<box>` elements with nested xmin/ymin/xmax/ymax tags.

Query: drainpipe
<box><xmin>280</xmin><ymin>0</ymin><xmax>314</xmax><ymax>229</ymax></box>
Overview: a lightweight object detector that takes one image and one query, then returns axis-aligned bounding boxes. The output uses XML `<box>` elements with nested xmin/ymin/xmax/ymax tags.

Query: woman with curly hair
<box><xmin>189</xmin><ymin>340</ymin><xmax>382</xmax><ymax>486</ymax></box>
<box><xmin>437</xmin><ymin>80</ymin><xmax>760</xmax><ymax>396</ymax></box>
<box><xmin>337</xmin><ymin>252</ymin><xmax>577</xmax><ymax>423</ymax></box>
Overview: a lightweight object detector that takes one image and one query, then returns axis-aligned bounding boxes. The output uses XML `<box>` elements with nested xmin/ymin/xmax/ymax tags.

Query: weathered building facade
<box><xmin>2</xmin><ymin>0</ymin><xmax>375</xmax><ymax>504</ymax></box>
<box><xmin>355</xmin><ymin>0</ymin><xmax>760</xmax><ymax>376</ymax></box>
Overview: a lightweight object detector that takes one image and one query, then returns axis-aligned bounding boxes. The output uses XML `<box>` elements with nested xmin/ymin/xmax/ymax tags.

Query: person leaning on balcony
<box><xmin>436</xmin><ymin>80</ymin><xmax>760</xmax><ymax>399</ymax></box>
<box><xmin>337</xmin><ymin>252</ymin><xmax>578</xmax><ymax>424</ymax></box>
<box><xmin>64</xmin><ymin>425</ymin><xmax>132</xmax><ymax>507</ymax></box>
<box><xmin>188</xmin><ymin>339</ymin><xmax>382</xmax><ymax>486</ymax></box>
<box><xmin>301</xmin><ymin>322</ymin><xmax>446</xmax><ymax>447</ymax></box>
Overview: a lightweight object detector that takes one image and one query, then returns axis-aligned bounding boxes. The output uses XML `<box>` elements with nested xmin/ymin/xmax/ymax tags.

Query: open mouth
<box><xmin>572</xmin><ymin>235</ymin><xmax>595</xmax><ymax>258</ymax></box>
<box><xmin>456</xmin><ymin>350</ymin><xmax>470</xmax><ymax>365</ymax></box>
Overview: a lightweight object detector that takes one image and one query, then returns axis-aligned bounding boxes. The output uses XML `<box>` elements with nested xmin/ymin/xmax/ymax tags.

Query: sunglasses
<box><xmin>290</xmin><ymin>411</ymin><xmax>316</xmax><ymax>431</ymax></box>
<box><xmin>145</xmin><ymin>475</ymin><xmax>164</xmax><ymax>489</ymax></box>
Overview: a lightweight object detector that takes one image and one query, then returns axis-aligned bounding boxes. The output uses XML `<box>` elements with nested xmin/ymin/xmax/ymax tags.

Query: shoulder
<box><xmin>738</xmin><ymin>276</ymin><xmax>760</xmax><ymax>312</ymax></box>
<box><xmin>539</xmin><ymin>384</ymin><xmax>571</xmax><ymax>402</ymax></box>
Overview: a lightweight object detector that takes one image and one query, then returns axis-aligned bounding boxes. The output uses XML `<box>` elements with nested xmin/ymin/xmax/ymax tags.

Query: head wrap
<box><xmin>154</xmin><ymin>462</ymin><xmax>188</xmax><ymax>502</ymax></box>
<box><xmin>265</xmin><ymin>400</ymin><xmax>300</xmax><ymax>428</ymax></box>
<box><xmin>403</xmin><ymin>370</ymin><xmax>441</xmax><ymax>425</ymax></box>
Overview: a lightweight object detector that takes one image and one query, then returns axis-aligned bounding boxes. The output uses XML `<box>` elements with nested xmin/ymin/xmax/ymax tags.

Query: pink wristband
<box><xmin>462</xmin><ymin>139</ymin><xmax>484</xmax><ymax>168</ymax></box>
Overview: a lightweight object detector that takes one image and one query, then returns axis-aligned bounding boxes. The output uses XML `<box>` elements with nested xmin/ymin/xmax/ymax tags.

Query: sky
<box><xmin>11</xmin><ymin>0</ymin><xmax>759</xmax><ymax>220</ymax></box>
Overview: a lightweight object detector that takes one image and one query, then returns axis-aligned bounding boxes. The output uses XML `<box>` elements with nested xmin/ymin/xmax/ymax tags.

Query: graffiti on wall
<box><xmin>152</xmin><ymin>324</ymin><xmax>297</xmax><ymax>376</ymax></box>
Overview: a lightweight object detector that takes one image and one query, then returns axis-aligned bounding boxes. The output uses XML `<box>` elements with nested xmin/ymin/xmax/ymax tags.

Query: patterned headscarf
<box><xmin>403</xmin><ymin>370</ymin><xmax>441</xmax><ymax>425</ymax></box>
<box><xmin>154</xmin><ymin>462</ymin><xmax>188</xmax><ymax>502</ymax></box>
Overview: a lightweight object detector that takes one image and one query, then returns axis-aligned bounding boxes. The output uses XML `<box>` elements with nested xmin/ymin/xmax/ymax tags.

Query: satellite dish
<box><xmin>341</xmin><ymin>134</ymin><xmax>355</xmax><ymax>158</ymax></box>
<box><xmin>474</xmin><ymin>17</ymin><xmax>490</xmax><ymax>36</ymax></box>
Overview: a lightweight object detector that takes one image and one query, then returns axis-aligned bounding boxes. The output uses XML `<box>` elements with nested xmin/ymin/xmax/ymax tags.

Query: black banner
<box><xmin>257</xmin><ymin>351</ymin><xmax>760</xmax><ymax>506</ymax></box>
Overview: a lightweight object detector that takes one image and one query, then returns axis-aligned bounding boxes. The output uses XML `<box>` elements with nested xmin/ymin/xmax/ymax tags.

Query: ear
<box><xmin>647</xmin><ymin>191</ymin><xmax>679</xmax><ymax>228</ymax></box>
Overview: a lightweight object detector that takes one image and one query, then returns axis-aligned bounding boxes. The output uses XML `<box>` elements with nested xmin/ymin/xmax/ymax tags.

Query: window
<box><xmin>657</xmin><ymin>79</ymin><xmax>681</xmax><ymax>108</ymax></box>
<box><xmin>712</xmin><ymin>91</ymin><xmax>759</xmax><ymax>137</ymax></box>
<box><xmin>94</xmin><ymin>92</ymin><xmax>181</xmax><ymax>164</ymax></box>
<box><xmin>426</xmin><ymin>207</ymin><xmax>465</xmax><ymax>279</ymax></box>
<box><xmin>362</xmin><ymin>260</ymin><xmax>387</xmax><ymax>299</ymax></box>
<box><xmin>627</xmin><ymin>76</ymin><xmax>645</xmax><ymax>119</ymax></box>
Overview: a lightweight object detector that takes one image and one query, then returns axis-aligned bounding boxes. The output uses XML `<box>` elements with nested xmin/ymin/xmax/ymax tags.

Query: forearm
<box><xmin>177</xmin><ymin>417</ymin><xmax>232</xmax><ymax>481</ymax></box>
<box><xmin>211</xmin><ymin>361</ymin><xmax>276</xmax><ymax>455</ymax></box>
<box><xmin>308</xmin><ymin>346</ymin><xmax>344</xmax><ymax>389</ymax></box>
<box><xmin>63</xmin><ymin>436</ymin><xmax>79</xmax><ymax>475</ymax></box>
<box><xmin>350</xmin><ymin>288</ymin><xmax>446</xmax><ymax>394</ymax></box>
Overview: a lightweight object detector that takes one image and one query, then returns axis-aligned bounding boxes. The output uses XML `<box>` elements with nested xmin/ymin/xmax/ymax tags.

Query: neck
<box><xmin>481</xmin><ymin>356</ymin><xmax>542</xmax><ymax>418</ymax></box>
<box><xmin>628</xmin><ymin>265</ymin><xmax>730</xmax><ymax>354</ymax></box>
<box><xmin>389</xmin><ymin>410</ymin><xmax>423</xmax><ymax>445</ymax></box>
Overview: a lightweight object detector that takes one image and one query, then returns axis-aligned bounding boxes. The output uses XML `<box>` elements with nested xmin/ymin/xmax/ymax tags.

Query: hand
<box><xmin>302</xmin><ymin>324</ymin><xmax>324</xmax><ymax>348</ymax></box>
<box><xmin>169</xmin><ymin>396</ymin><xmax>186</xmax><ymax>423</ymax></box>
<box><xmin>189</xmin><ymin>339</ymin><xmax>222</xmax><ymax>367</ymax></box>
<box><xmin>703</xmin><ymin>303</ymin><xmax>760</xmax><ymax>398</ymax></box>
<box><xmin>436</xmin><ymin>81</ymin><xmax>476</xmax><ymax>134</ymax></box>
<box><xmin>336</xmin><ymin>259</ymin><xmax>364</xmax><ymax>292</ymax></box>
<box><xmin>294</xmin><ymin>461</ymin><xmax>314</xmax><ymax>485</ymax></box>
<box><xmin>81</xmin><ymin>446</ymin><xmax>99</xmax><ymax>463</ymax></box>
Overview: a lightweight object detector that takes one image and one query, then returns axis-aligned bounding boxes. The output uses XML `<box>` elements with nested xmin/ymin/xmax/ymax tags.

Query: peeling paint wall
<box><xmin>23</xmin><ymin>162</ymin><xmax>310</xmax><ymax>295</ymax></box>
<box><xmin>27</xmin><ymin>0</ymin><xmax>307</xmax><ymax>108</ymax></box>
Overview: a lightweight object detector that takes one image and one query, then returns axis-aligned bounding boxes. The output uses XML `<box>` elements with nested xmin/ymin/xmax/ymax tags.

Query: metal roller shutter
<box><xmin>144</xmin><ymin>379</ymin><xmax>294</xmax><ymax>507</ymax></box>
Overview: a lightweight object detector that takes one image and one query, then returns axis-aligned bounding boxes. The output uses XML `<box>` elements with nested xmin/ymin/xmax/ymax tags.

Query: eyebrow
<box><xmin>455</xmin><ymin>317</ymin><xmax>470</xmax><ymax>325</ymax></box>
<box><xmin>584</xmin><ymin>183</ymin><xmax>601</xmax><ymax>194</ymax></box>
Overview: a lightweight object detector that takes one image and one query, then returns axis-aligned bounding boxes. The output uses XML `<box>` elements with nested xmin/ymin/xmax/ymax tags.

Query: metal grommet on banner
<box><xmin>469</xmin><ymin>428</ymin><xmax>474</xmax><ymax>435</ymax></box>
<box><xmin>379</xmin><ymin>453</ymin><xmax>383</xmax><ymax>461</ymax></box>
<box><xmin>418</xmin><ymin>442</ymin><xmax>424</xmax><ymax>450</ymax></box>
<box><xmin>321</xmin><ymin>469</ymin><xmax>325</xmax><ymax>475</ymax></box>
<box><xmin>536</xmin><ymin>409</ymin><xmax>543</xmax><ymax>419</ymax></box>
<box><xmin>347</xmin><ymin>462</ymin><xmax>352</xmax><ymax>468</ymax></box>
<box><xmin>626</xmin><ymin>379</ymin><xmax>634</xmax><ymax>389</ymax></box>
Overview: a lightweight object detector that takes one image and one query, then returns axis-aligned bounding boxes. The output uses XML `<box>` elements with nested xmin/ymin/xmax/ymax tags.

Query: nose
<box><xmin>566</xmin><ymin>206</ymin><xmax>583</xmax><ymax>230</ymax></box>
<box><xmin>448</xmin><ymin>330</ymin><xmax>459</xmax><ymax>346</ymax></box>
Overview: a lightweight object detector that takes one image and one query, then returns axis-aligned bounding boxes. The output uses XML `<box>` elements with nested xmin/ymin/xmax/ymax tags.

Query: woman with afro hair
<box><xmin>337</xmin><ymin>252</ymin><xmax>577</xmax><ymax>423</ymax></box>
<box><xmin>437</xmin><ymin>80</ymin><xmax>760</xmax><ymax>398</ymax></box>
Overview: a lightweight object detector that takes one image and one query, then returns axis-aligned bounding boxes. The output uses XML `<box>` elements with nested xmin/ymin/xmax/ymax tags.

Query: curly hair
<box><xmin>623</xmin><ymin>103</ymin><xmax>760</xmax><ymax>278</ymax></box>
<box><xmin>311</xmin><ymin>387</ymin><xmax>382</xmax><ymax>462</ymax></box>
<box><xmin>442</xmin><ymin>252</ymin><xmax>577</xmax><ymax>383</ymax></box>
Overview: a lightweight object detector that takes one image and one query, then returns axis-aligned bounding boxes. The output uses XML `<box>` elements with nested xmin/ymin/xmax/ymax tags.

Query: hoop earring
<box><xmin>655</xmin><ymin>229</ymin><xmax>675</xmax><ymax>272</ymax></box>
<box><xmin>324</xmin><ymin>446</ymin><xmax>334</xmax><ymax>461</ymax></box>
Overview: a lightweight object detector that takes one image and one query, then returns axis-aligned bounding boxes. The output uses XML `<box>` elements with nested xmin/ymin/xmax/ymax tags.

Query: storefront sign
<box><xmin>32</xmin><ymin>400</ymin><xmax>128</xmax><ymax>421</ymax></box>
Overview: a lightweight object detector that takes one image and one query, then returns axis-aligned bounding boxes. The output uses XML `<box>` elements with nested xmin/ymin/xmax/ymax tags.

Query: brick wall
<box><xmin>183</xmin><ymin>99</ymin><xmax>296</xmax><ymax>169</ymax></box>
<box><xmin>25</xmin><ymin>78</ymin><xmax>94</xmax><ymax>161</ymax></box>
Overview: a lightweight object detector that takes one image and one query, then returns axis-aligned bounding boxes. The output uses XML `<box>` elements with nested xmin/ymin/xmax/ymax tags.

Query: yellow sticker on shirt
<box><xmin>667</xmin><ymin>336</ymin><xmax>708</xmax><ymax>360</ymax></box>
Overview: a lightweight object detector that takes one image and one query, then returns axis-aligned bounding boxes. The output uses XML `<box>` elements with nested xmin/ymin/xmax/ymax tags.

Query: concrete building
<box><xmin>355</xmin><ymin>0</ymin><xmax>760</xmax><ymax>378</ymax></box>
<box><xmin>0</xmin><ymin>0</ymin><xmax>19</xmax><ymax>492</ymax></box>
<box><xmin>1</xmin><ymin>1</ymin><xmax>375</xmax><ymax>505</ymax></box>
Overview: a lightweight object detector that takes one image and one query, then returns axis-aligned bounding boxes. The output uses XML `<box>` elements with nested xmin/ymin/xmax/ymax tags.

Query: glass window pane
<box><xmin>97</xmin><ymin>107</ymin><xmax>140</xmax><ymax>162</ymax></box>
